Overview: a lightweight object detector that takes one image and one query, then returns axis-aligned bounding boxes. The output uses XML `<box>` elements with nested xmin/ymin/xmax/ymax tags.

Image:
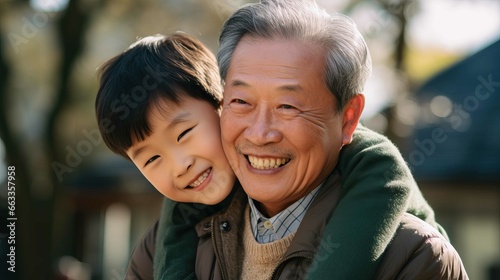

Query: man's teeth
<box><xmin>248</xmin><ymin>156</ymin><xmax>290</xmax><ymax>169</ymax></box>
<box><xmin>190</xmin><ymin>169</ymin><xmax>210</xmax><ymax>188</ymax></box>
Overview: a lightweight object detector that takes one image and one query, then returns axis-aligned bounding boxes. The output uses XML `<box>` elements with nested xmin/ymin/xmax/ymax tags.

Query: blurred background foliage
<box><xmin>0</xmin><ymin>0</ymin><xmax>498</xmax><ymax>279</ymax></box>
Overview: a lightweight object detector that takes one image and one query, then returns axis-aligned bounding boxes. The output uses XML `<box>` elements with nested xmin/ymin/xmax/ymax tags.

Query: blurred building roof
<box><xmin>408</xmin><ymin>40</ymin><xmax>500</xmax><ymax>183</ymax></box>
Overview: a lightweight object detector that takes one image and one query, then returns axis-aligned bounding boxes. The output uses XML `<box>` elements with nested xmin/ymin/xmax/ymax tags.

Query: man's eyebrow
<box><xmin>230</xmin><ymin>79</ymin><xmax>303</xmax><ymax>93</ymax></box>
<box><xmin>278</xmin><ymin>84</ymin><xmax>303</xmax><ymax>93</ymax></box>
<box><xmin>229</xmin><ymin>79</ymin><xmax>249</xmax><ymax>87</ymax></box>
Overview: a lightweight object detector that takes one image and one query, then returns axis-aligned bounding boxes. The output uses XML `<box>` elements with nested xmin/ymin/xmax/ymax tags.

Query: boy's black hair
<box><xmin>95</xmin><ymin>33</ymin><xmax>222</xmax><ymax>159</ymax></box>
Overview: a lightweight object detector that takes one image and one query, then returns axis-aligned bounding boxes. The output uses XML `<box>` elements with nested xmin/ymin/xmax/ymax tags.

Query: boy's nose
<box><xmin>172</xmin><ymin>154</ymin><xmax>194</xmax><ymax>178</ymax></box>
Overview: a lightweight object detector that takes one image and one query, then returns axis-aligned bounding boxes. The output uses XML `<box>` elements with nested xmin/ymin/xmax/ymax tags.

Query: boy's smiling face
<box><xmin>127</xmin><ymin>96</ymin><xmax>235</xmax><ymax>205</ymax></box>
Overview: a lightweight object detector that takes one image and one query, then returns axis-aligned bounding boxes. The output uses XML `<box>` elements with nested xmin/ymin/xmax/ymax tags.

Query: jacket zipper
<box><xmin>270</xmin><ymin>252</ymin><xmax>314</xmax><ymax>280</ymax></box>
<box><xmin>210</xmin><ymin>217</ymin><xmax>228</xmax><ymax>280</ymax></box>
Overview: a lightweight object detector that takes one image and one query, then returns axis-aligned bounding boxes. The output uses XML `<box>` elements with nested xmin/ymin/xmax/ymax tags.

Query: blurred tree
<box><xmin>1</xmin><ymin>1</ymin><xmax>34</xmax><ymax>279</ymax></box>
<box><xmin>379</xmin><ymin>0</ymin><xmax>414</xmax><ymax>72</ymax></box>
<box><xmin>1</xmin><ymin>0</ymin><xmax>98</xmax><ymax>279</ymax></box>
<box><xmin>48</xmin><ymin>1</ymin><xmax>100</xmax><ymax>279</ymax></box>
<box><xmin>379</xmin><ymin>0</ymin><xmax>412</xmax><ymax>143</ymax></box>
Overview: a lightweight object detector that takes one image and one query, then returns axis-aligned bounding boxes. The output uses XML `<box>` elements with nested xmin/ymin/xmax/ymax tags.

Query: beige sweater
<box><xmin>239</xmin><ymin>206</ymin><xmax>297</xmax><ymax>279</ymax></box>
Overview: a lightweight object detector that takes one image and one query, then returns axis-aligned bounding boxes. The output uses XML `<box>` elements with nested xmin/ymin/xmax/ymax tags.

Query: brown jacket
<box><xmin>126</xmin><ymin>171</ymin><xmax>468</xmax><ymax>279</ymax></box>
<box><xmin>193</xmin><ymin>171</ymin><xmax>468</xmax><ymax>280</ymax></box>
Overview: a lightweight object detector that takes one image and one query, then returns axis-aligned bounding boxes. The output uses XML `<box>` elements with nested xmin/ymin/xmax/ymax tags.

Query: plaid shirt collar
<box><xmin>248</xmin><ymin>184</ymin><xmax>323</xmax><ymax>244</ymax></box>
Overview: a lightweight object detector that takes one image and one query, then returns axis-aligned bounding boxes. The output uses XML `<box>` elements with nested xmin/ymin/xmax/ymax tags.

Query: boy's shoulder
<box><xmin>125</xmin><ymin>220</ymin><xmax>158</xmax><ymax>279</ymax></box>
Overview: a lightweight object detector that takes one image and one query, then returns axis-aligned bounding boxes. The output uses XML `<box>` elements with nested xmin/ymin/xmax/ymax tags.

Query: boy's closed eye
<box><xmin>177</xmin><ymin>127</ymin><xmax>194</xmax><ymax>142</ymax></box>
<box><xmin>143</xmin><ymin>126</ymin><xmax>195</xmax><ymax>167</ymax></box>
<box><xmin>145</xmin><ymin>155</ymin><xmax>160</xmax><ymax>167</ymax></box>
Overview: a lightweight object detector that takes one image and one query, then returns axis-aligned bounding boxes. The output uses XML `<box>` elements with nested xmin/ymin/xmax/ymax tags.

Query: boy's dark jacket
<box><xmin>126</xmin><ymin>126</ymin><xmax>464</xmax><ymax>279</ymax></box>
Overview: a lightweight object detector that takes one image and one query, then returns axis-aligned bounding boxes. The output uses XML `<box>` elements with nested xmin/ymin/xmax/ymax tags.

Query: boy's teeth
<box><xmin>190</xmin><ymin>169</ymin><xmax>210</xmax><ymax>188</ymax></box>
<box><xmin>248</xmin><ymin>156</ymin><xmax>289</xmax><ymax>169</ymax></box>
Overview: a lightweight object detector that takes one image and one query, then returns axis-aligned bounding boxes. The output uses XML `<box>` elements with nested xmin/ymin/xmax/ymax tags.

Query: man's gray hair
<box><xmin>217</xmin><ymin>0</ymin><xmax>372</xmax><ymax>111</ymax></box>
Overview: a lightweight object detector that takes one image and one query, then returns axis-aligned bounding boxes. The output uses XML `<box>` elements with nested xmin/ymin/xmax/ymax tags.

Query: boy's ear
<box><xmin>341</xmin><ymin>94</ymin><xmax>365</xmax><ymax>145</ymax></box>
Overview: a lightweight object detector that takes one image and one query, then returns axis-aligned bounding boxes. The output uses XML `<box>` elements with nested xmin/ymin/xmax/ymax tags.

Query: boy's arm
<box><xmin>125</xmin><ymin>197</ymin><xmax>204</xmax><ymax>280</ymax></box>
<box><xmin>126</xmin><ymin>220</ymin><xmax>157</xmax><ymax>280</ymax></box>
<box><xmin>307</xmin><ymin>125</ymin><xmax>438</xmax><ymax>279</ymax></box>
<box><xmin>153</xmin><ymin>199</ymin><xmax>198</xmax><ymax>280</ymax></box>
<box><xmin>154</xmin><ymin>195</ymin><xmax>233</xmax><ymax>280</ymax></box>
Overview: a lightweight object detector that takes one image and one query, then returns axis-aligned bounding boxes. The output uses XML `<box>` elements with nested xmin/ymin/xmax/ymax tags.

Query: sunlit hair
<box><xmin>95</xmin><ymin>33</ymin><xmax>222</xmax><ymax>158</ymax></box>
<box><xmin>217</xmin><ymin>0</ymin><xmax>372</xmax><ymax>111</ymax></box>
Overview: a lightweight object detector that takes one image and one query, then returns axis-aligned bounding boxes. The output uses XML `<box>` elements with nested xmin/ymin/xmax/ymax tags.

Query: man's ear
<box><xmin>217</xmin><ymin>99</ymin><xmax>225</xmax><ymax>115</ymax></box>
<box><xmin>341</xmin><ymin>94</ymin><xmax>365</xmax><ymax>145</ymax></box>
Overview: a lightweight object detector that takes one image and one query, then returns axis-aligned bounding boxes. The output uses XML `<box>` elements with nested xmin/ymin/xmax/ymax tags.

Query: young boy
<box><xmin>96</xmin><ymin>33</ymin><xmax>235</xmax><ymax>206</ymax></box>
<box><xmin>95</xmin><ymin>33</ymin><xmax>442</xmax><ymax>279</ymax></box>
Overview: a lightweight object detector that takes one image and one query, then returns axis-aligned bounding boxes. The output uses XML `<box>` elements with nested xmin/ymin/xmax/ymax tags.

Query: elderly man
<box><xmin>194</xmin><ymin>1</ymin><xmax>466</xmax><ymax>279</ymax></box>
<box><xmin>126</xmin><ymin>1</ymin><xmax>468</xmax><ymax>279</ymax></box>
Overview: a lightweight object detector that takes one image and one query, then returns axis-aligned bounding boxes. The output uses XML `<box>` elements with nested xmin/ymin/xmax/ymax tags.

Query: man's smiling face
<box><xmin>220</xmin><ymin>36</ymin><xmax>353</xmax><ymax>216</ymax></box>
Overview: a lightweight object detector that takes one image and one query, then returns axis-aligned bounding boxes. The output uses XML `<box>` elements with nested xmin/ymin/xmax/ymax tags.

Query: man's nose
<box><xmin>243</xmin><ymin>107</ymin><xmax>282</xmax><ymax>146</ymax></box>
